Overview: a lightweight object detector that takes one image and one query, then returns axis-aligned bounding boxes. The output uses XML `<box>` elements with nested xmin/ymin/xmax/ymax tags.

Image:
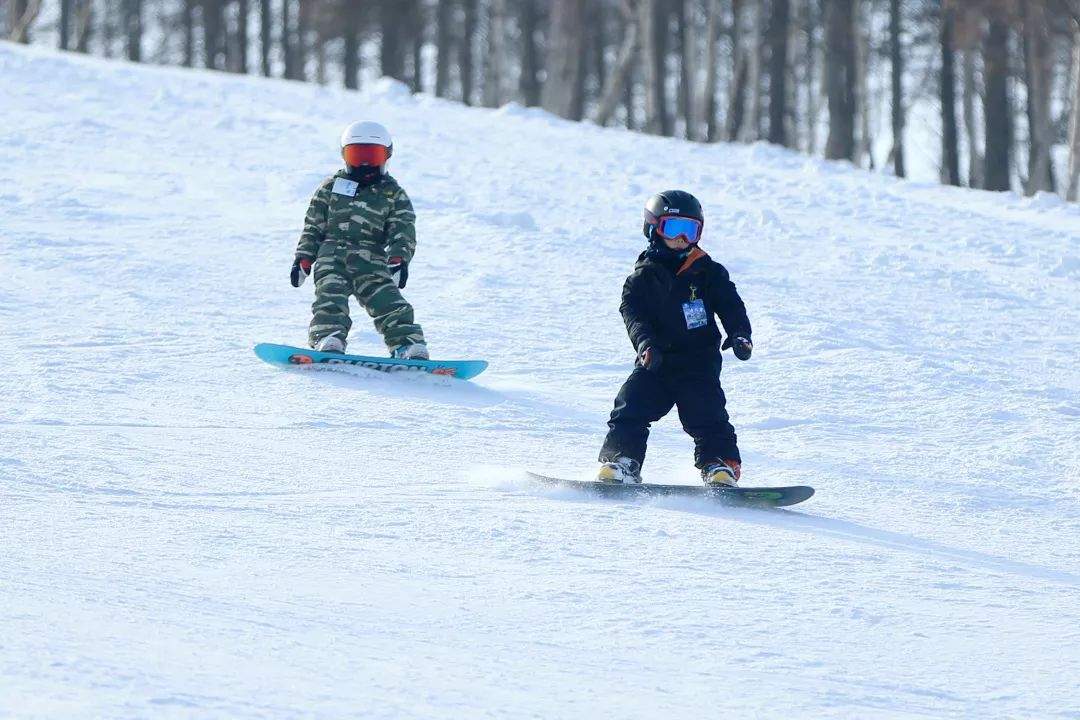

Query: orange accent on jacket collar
<box><xmin>676</xmin><ymin>247</ymin><xmax>707</xmax><ymax>276</ymax></box>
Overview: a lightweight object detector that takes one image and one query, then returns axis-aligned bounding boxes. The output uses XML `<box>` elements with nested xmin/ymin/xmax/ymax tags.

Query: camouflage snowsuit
<box><xmin>295</xmin><ymin>170</ymin><xmax>425</xmax><ymax>351</ymax></box>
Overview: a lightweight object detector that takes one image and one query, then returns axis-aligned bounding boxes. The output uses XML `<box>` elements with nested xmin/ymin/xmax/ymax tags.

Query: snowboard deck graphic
<box><xmin>254</xmin><ymin>343</ymin><xmax>488</xmax><ymax>380</ymax></box>
<box><xmin>527</xmin><ymin>472</ymin><xmax>814</xmax><ymax>507</ymax></box>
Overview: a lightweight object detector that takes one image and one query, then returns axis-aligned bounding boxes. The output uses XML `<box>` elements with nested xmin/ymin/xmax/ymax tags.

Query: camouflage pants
<box><xmin>308</xmin><ymin>242</ymin><xmax>425</xmax><ymax>351</ymax></box>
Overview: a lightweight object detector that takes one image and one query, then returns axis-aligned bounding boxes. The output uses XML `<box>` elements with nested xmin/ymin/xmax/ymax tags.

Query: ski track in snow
<box><xmin>2</xmin><ymin>43</ymin><xmax>1080</xmax><ymax>719</ymax></box>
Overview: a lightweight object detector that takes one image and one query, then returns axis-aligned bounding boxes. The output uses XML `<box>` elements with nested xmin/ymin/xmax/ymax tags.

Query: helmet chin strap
<box><xmin>647</xmin><ymin>232</ymin><xmax>691</xmax><ymax>261</ymax></box>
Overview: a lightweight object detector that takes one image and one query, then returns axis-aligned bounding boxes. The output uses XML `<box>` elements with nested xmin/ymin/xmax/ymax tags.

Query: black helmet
<box><xmin>643</xmin><ymin>190</ymin><xmax>704</xmax><ymax>240</ymax></box>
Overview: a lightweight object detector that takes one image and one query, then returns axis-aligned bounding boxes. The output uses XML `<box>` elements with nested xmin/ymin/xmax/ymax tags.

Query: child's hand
<box><xmin>639</xmin><ymin>347</ymin><xmax>663</xmax><ymax>371</ymax></box>
<box><xmin>388</xmin><ymin>256</ymin><xmax>408</xmax><ymax>289</ymax></box>
<box><xmin>290</xmin><ymin>257</ymin><xmax>312</xmax><ymax>288</ymax></box>
<box><xmin>732</xmin><ymin>337</ymin><xmax>753</xmax><ymax>361</ymax></box>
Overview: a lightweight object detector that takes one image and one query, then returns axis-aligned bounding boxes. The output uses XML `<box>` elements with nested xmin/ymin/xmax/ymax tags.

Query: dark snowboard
<box><xmin>528</xmin><ymin>472</ymin><xmax>814</xmax><ymax>508</ymax></box>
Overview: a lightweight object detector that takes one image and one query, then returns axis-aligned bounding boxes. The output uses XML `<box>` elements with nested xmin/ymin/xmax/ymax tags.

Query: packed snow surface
<box><xmin>2</xmin><ymin>43</ymin><xmax>1080</xmax><ymax>719</ymax></box>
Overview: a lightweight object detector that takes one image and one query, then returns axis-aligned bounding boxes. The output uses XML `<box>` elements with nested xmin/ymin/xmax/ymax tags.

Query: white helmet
<box><xmin>339</xmin><ymin>120</ymin><xmax>393</xmax><ymax>158</ymax></box>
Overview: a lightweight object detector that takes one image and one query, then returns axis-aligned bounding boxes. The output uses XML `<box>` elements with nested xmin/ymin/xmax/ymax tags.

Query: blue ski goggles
<box><xmin>656</xmin><ymin>215</ymin><xmax>703</xmax><ymax>244</ymax></box>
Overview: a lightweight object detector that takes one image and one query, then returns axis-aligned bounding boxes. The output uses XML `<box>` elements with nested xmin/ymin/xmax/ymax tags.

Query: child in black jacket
<box><xmin>598</xmin><ymin>190</ymin><xmax>753</xmax><ymax>486</ymax></box>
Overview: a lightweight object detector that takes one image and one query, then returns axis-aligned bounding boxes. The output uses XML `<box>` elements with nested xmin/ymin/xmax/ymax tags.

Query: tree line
<box><xmin>7</xmin><ymin>0</ymin><xmax>1080</xmax><ymax>200</ymax></box>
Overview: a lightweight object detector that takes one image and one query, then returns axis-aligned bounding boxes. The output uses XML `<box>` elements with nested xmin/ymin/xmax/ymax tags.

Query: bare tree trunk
<box><xmin>703</xmin><ymin>0</ymin><xmax>722</xmax><ymax>141</ymax></box>
<box><xmin>9</xmin><ymin>0</ymin><xmax>42</xmax><ymax>44</ymax></box>
<box><xmin>624</xmin><ymin>62</ymin><xmax>639</xmax><ymax>130</ymax></box>
<box><xmin>641</xmin><ymin>0</ymin><xmax>660</xmax><ymax>134</ymax></box>
<box><xmin>259</xmin><ymin>0</ymin><xmax>271</xmax><ymax>76</ymax></box>
<box><xmin>59</xmin><ymin>0</ymin><xmax>72</xmax><ymax>49</ymax></box>
<box><xmin>889</xmin><ymin>0</ymin><xmax>905</xmax><ymax>176</ymax></box>
<box><xmin>295</xmin><ymin>0</ymin><xmax>309</xmax><ymax>80</ymax></box>
<box><xmin>478</xmin><ymin>7</ymin><xmax>491</xmax><ymax>102</ymax></box>
<box><xmin>204</xmin><ymin>0</ymin><xmax>224</xmax><ymax>70</ymax></box>
<box><xmin>982</xmin><ymin>11</ymin><xmax>1012</xmax><ymax>191</ymax></box>
<box><xmin>940</xmin><ymin>2</ymin><xmax>960</xmax><ymax>186</ymax></box>
<box><xmin>768</xmin><ymin>0</ymin><xmax>791</xmax><ymax>146</ymax></box>
<box><xmin>460</xmin><ymin>0</ymin><xmax>478</xmax><ymax>104</ymax></box>
<box><xmin>8</xmin><ymin>0</ymin><xmax>26</xmax><ymax>42</ymax></box>
<box><xmin>640</xmin><ymin>0</ymin><xmax>671</xmax><ymax>134</ymax></box>
<box><xmin>542</xmin><ymin>0</ymin><xmax>587</xmax><ymax>120</ymax></box>
<box><xmin>961</xmin><ymin>47</ymin><xmax>982</xmax><ymax>187</ymax></box>
<box><xmin>379</xmin><ymin>0</ymin><xmax>406</xmax><ymax>81</ymax></box>
<box><xmin>855</xmin><ymin>2</ymin><xmax>872</xmax><ymax>169</ymax></box>
<box><xmin>594</xmin><ymin>0</ymin><xmax>640</xmax><ymax>127</ymax></box>
<box><xmin>805</xmin><ymin>0</ymin><xmax>821</xmax><ymax>154</ymax></box>
<box><xmin>727</xmin><ymin>60</ymin><xmax>750</xmax><ymax>141</ymax></box>
<box><xmin>283</xmin><ymin>0</ymin><xmax>298</xmax><ymax>77</ymax></box>
<box><xmin>211</xmin><ymin>0</ymin><xmax>226</xmax><ymax>69</ymax></box>
<box><xmin>727</xmin><ymin>0</ymin><xmax>747</xmax><ymax>141</ymax></box>
<box><xmin>785</xmin><ymin>2</ymin><xmax>799</xmax><ymax>146</ymax></box>
<box><xmin>315</xmin><ymin>25</ymin><xmax>327</xmax><ymax>84</ymax></box>
<box><xmin>675</xmin><ymin>0</ymin><xmax>696</xmax><ymax>139</ymax></box>
<box><xmin>228</xmin><ymin>1</ymin><xmax>240</xmax><ymax>72</ymax></box>
<box><xmin>435</xmin><ymin>0</ymin><xmax>453</xmax><ymax>97</ymax></box>
<box><xmin>824</xmin><ymin>0</ymin><xmax>856</xmax><ymax>160</ymax></box>
<box><xmin>102</xmin><ymin>0</ymin><xmax>116</xmax><ymax>57</ymax></box>
<box><xmin>341</xmin><ymin>0</ymin><xmax>364</xmax><ymax>89</ymax></box>
<box><xmin>123</xmin><ymin>0</ymin><xmax>141</xmax><ymax>61</ymax></box>
<box><xmin>282</xmin><ymin>0</ymin><xmax>294</xmax><ymax>78</ymax></box>
<box><xmin>343</xmin><ymin>12</ymin><xmax>360</xmax><ymax>90</ymax></box>
<box><xmin>151</xmin><ymin>2</ymin><xmax>169</xmax><ymax>64</ymax></box>
<box><xmin>674</xmin><ymin>0</ymin><xmax>687</xmax><ymax>131</ymax></box>
<box><xmin>572</xmin><ymin>0</ymin><xmax>590</xmax><ymax>121</ymax></box>
<box><xmin>1023</xmin><ymin>0</ymin><xmax>1055</xmax><ymax>195</ymax></box>
<box><xmin>224</xmin><ymin>0</ymin><xmax>237</xmax><ymax>71</ymax></box>
<box><xmin>590</xmin><ymin>0</ymin><xmax>609</xmax><ymax>105</ymax></box>
<box><xmin>410</xmin><ymin>1</ymin><xmax>423</xmax><ymax>92</ymax></box>
<box><xmin>518</xmin><ymin>0</ymin><xmax>541</xmax><ymax>106</ymax></box>
<box><xmin>743</xmin><ymin>0</ymin><xmax>762</xmax><ymax>141</ymax></box>
<box><xmin>1068</xmin><ymin>21</ymin><xmax>1080</xmax><ymax>201</ymax></box>
<box><xmin>485</xmin><ymin>0</ymin><xmax>508</xmax><ymax>106</ymax></box>
<box><xmin>236</xmin><ymin>0</ymin><xmax>249</xmax><ymax>74</ymax></box>
<box><xmin>182</xmin><ymin>0</ymin><xmax>194</xmax><ymax>66</ymax></box>
<box><xmin>74</xmin><ymin>0</ymin><xmax>93</xmax><ymax>52</ymax></box>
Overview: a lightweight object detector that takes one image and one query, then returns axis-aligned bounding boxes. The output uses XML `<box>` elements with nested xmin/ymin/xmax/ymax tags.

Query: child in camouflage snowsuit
<box><xmin>290</xmin><ymin>121</ymin><xmax>428</xmax><ymax>359</ymax></box>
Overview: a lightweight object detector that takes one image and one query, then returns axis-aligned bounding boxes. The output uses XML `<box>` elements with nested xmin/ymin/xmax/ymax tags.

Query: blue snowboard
<box><xmin>254</xmin><ymin>343</ymin><xmax>488</xmax><ymax>381</ymax></box>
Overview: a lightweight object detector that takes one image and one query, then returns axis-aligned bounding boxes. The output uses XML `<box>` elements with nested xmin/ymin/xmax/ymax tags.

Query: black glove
<box><xmin>639</xmin><ymin>346</ymin><xmax>663</xmax><ymax>372</ymax></box>
<box><xmin>722</xmin><ymin>335</ymin><xmax>753</xmax><ymax>361</ymax></box>
<box><xmin>290</xmin><ymin>257</ymin><xmax>312</xmax><ymax>288</ymax></box>
<box><xmin>388</xmin><ymin>256</ymin><xmax>408</xmax><ymax>289</ymax></box>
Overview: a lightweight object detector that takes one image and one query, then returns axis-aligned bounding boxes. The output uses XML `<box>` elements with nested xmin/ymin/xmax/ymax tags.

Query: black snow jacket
<box><xmin>620</xmin><ymin>245</ymin><xmax>751</xmax><ymax>362</ymax></box>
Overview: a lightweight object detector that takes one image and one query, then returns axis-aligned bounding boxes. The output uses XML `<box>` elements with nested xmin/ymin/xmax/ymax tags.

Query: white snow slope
<box><xmin>3</xmin><ymin>42</ymin><xmax>1080</xmax><ymax>719</ymax></box>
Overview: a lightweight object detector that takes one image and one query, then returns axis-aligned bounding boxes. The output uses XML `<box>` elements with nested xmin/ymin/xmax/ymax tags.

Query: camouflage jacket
<box><xmin>295</xmin><ymin>170</ymin><xmax>417</xmax><ymax>264</ymax></box>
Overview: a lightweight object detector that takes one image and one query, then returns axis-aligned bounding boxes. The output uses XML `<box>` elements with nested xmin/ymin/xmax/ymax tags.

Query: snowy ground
<box><xmin>2</xmin><ymin>42</ymin><xmax>1080</xmax><ymax>719</ymax></box>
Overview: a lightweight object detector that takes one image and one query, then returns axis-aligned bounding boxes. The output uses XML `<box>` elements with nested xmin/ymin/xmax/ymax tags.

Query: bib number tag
<box><xmin>682</xmin><ymin>299</ymin><xmax>708</xmax><ymax>330</ymax></box>
<box><xmin>332</xmin><ymin>178</ymin><xmax>359</xmax><ymax>197</ymax></box>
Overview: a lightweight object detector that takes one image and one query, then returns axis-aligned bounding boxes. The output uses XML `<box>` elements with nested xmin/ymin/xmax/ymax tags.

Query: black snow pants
<box><xmin>598</xmin><ymin>354</ymin><xmax>740</xmax><ymax>469</ymax></box>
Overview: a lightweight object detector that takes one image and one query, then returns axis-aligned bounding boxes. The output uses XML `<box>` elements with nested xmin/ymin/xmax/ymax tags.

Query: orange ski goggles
<box><xmin>343</xmin><ymin>143</ymin><xmax>389</xmax><ymax>167</ymax></box>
